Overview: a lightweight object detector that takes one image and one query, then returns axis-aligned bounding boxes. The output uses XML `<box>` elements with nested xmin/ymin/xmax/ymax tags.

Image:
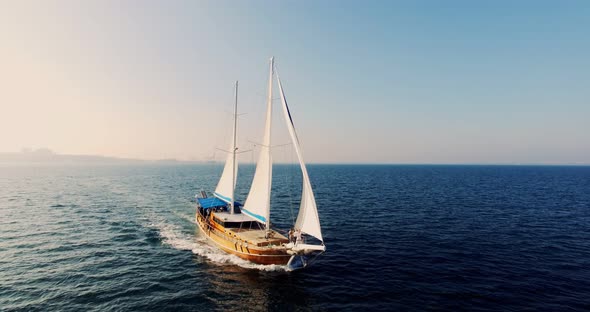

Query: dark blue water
<box><xmin>1</xmin><ymin>164</ymin><xmax>590</xmax><ymax>311</ymax></box>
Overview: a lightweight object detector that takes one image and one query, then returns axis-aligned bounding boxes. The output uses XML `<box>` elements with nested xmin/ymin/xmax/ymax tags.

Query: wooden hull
<box><xmin>196</xmin><ymin>211</ymin><xmax>292</xmax><ymax>265</ymax></box>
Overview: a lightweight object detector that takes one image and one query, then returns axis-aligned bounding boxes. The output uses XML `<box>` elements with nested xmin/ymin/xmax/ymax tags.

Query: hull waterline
<box><xmin>195</xmin><ymin>211</ymin><xmax>292</xmax><ymax>265</ymax></box>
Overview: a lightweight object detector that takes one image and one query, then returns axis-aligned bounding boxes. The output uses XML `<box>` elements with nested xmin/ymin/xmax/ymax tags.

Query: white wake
<box><xmin>149</xmin><ymin>214</ymin><xmax>288</xmax><ymax>272</ymax></box>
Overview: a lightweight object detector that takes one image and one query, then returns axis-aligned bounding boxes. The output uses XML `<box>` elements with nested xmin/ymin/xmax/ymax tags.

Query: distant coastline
<box><xmin>0</xmin><ymin>149</ymin><xmax>213</xmax><ymax>166</ymax></box>
<box><xmin>0</xmin><ymin>149</ymin><xmax>586</xmax><ymax>166</ymax></box>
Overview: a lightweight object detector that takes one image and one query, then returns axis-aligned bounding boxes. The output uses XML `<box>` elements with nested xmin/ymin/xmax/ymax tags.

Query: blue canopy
<box><xmin>197</xmin><ymin>197</ymin><xmax>242</xmax><ymax>209</ymax></box>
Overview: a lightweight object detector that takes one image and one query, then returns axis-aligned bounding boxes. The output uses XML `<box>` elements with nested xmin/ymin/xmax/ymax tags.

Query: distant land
<box><xmin>1</xmin><ymin>149</ymin><xmax>587</xmax><ymax>166</ymax></box>
<box><xmin>0</xmin><ymin>148</ymin><xmax>212</xmax><ymax>165</ymax></box>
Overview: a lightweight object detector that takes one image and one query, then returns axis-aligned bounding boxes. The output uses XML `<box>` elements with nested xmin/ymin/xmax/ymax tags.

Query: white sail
<box><xmin>242</xmin><ymin>58</ymin><xmax>274</xmax><ymax>227</ymax></box>
<box><xmin>214</xmin><ymin>146</ymin><xmax>237</xmax><ymax>204</ymax></box>
<box><xmin>214</xmin><ymin>81</ymin><xmax>239</xmax><ymax>208</ymax></box>
<box><xmin>276</xmin><ymin>71</ymin><xmax>323</xmax><ymax>242</ymax></box>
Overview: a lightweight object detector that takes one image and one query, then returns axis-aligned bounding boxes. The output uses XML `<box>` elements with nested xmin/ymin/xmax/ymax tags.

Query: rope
<box><xmin>304</xmin><ymin>251</ymin><xmax>325</xmax><ymax>267</ymax></box>
<box><xmin>285</xmin><ymin>144</ymin><xmax>296</xmax><ymax>226</ymax></box>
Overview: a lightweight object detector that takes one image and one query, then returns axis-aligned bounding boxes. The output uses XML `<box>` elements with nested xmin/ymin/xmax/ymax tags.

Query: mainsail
<box><xmin>242</xmin><ymin>58</ymin><xmax>274</xmax><ymax>228</ymax></box>
<box><xmin>214</xmin><ymin>81</ymin><xmax>239</xmax><ymax>212</ymax></box>
<box><xmin>276</xmin><ymin>71</ymin><xmax>324</xmax><ymax>242</ymax></box>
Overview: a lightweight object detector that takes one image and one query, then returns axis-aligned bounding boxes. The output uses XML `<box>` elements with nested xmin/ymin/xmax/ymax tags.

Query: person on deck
<box><xmin>295</xmin><ymin>229</ymin><xmax>302</xmax><ymax>244</ymax></box>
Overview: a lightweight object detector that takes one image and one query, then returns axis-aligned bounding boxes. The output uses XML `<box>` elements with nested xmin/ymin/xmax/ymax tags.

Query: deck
<box><xmin>232</xmin><ymin>228</ymin><xmax>289</xmax><ymax>247</ymax></box>
<box><xmin>211</xmin><ymin>211</ymin><xmax>290</xmax><ymax>247</ymax></box>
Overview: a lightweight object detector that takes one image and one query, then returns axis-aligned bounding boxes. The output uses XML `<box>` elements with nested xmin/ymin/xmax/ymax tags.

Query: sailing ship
<box><xmin>195</xmin><ymin>58</ymin><xmax>325</xmax><ymax>270</ymax></box>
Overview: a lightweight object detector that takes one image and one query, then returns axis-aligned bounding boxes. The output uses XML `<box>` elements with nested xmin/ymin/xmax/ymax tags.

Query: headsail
<box><xmin>214</xmin><ymin>81</ymin><xmax>239</xmax><ymax>213</ymax></box>
<box><xmin>276</xmin><ymin>69</ymin><xmax>323</xmax><ymax>242</ymax></box>
<box><xmin>214</xmin><ymin>148</ymin><xmax>237</xmax><ymax>204</ymax></box>
<box><xmin>242</xmin><ymin>58</ymin><xmax>274</xmax><ymax>227</ymax></box>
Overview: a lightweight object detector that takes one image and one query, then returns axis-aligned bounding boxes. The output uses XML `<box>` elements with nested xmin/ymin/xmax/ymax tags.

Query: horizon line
<box><xmin>1</xmin><ymin>150</ymin><xmax>588</xmax><ymax>166</ymax></box>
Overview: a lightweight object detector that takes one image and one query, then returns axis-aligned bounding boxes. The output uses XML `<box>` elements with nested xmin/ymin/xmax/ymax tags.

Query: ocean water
<box><xmin>1</xmin><ymin>164</ymin><xmax>590</xmax><ymax>311</ymax></box>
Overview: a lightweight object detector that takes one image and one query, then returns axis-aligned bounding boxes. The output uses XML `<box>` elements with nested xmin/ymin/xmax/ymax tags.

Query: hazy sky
<box><xmin>1</xmin><ymin>1</ymin><xmax>589</xmax><ymax>164</ymax></box>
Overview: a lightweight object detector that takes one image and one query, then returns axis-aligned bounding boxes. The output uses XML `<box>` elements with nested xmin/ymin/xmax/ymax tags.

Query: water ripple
<box><xmin>1</xmin><ymin>164</ymin><xmax>590</xmax><ymax>311</ymax></box>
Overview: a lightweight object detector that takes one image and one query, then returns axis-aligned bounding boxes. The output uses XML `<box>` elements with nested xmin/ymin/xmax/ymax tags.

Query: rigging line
<box><xmin>247</xmin><ymin>140</ymin><xmax>291</xmax><ymax>149</ymax></box>
<box><xmin>305</xmin><ymin>251</ymin><xmax>325</xmax><ymax>267</ymax></box>
<box><xmin>216</xmin><ymin>84</ymin><xmax>236</xmax><ymax>162</ymax></box>
<box><xmin>215</xmin><ymin>148</ymin><xmax>231</xmax><ymax>154</ymax></box>
<box><xmin>285</xmin><ymin>143</ymin><xmax>295</xmax><ymax>226</ymax></box>
<box><xmin>291</xmin><ymin>143</ymin><xmax>296</xmax><ymax>225</ymax></box>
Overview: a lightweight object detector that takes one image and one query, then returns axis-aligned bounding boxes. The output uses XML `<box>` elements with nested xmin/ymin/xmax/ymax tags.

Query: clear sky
<box><xmin>1</xmin><ymin>1</ymin><xmax>589</xmax><ymax>164</ymax></box>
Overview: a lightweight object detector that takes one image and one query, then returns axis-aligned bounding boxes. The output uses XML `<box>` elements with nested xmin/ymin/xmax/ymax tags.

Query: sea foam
<box><xmin>151</xmin><ymin>216</ymin><xmax>288</xmax><ymax>272</ymax></box>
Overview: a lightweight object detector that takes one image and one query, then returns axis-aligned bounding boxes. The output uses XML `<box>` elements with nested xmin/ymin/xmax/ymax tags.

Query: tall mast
<box><xmin>231</xmin><ymin>81</ymin><xmax>238</xmax><ymax>214</ymax></box>
<box><xmin>265</xmin><ymin>57</ymin><xmax>274</xmax><ymax>230</ymax></box>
